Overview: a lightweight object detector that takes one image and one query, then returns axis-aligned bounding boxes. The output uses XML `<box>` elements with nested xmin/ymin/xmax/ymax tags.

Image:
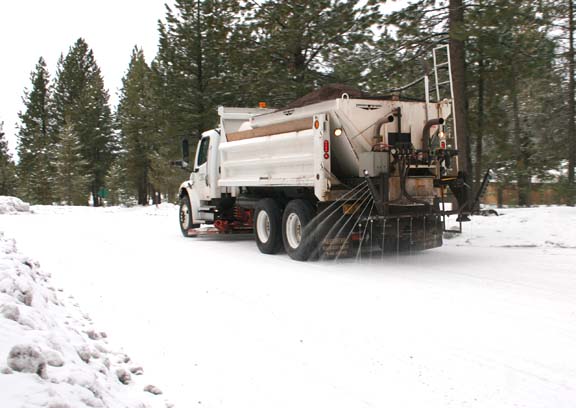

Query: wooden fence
<box><xmin>482</xmin><ymin>183</ymin><xmax>566</xmax><ymax>206</ymax></box>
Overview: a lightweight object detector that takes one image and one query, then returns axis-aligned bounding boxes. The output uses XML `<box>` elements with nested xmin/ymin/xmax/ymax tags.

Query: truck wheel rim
<box><xmin>256</xmin><ymin>211</ymin><xmax>271</xmax><ymax>243</ymax></box>
<box><xmin>180</xmin><ymin>205</ymin><xmax>190</xmax><ymax>229</ymax></box>
<box><xmin>285</xmin><ymin>213</ymin><xmax>302</xmax><ymax>249</ymax></box>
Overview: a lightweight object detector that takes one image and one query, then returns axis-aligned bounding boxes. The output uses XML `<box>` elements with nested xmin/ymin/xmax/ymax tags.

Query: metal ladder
<box><xmin>432</xmin><ymin>45</ymin><xmax>454</xmax><ymax>102</ymax></box>
<box><xmin>432</xmin><ymin>44</ymin><xmax>459</xmax><ymax>169</ymax></box>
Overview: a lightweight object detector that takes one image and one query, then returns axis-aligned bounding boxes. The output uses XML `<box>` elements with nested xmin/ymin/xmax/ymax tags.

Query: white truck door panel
<box><xmin>193</xmin><ymin>136</ymin><xmax>211</xmax><ymax>201</ymax></box>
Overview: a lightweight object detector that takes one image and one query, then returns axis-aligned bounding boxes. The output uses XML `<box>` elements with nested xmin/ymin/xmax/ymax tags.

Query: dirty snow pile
<box><xmin>0</xmin><ymin>232</ymin><xmax>171</xmax><ymax>408</ymax></box>
<box><xmin>0</xmin><ymin>196</ymin><xmax>30</xmax><ymax>215</ymax></box>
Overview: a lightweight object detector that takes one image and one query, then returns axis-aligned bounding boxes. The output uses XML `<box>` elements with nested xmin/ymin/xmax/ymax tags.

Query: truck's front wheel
<box><xmin>254</xmin><ymin>198</ymin><xmax>283</xmax><ymax>254</ymax></box>
<box><xmin>179</xmin><ymin>194</ymin><xmax>199</xmax><ymax>237</ymax></box>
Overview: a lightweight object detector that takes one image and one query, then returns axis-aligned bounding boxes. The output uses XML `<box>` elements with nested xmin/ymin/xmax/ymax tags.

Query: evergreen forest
<box><xmin>0</xmin><ymin>0</ymin><xmax>574</xmax><ymax>206</ymax></box>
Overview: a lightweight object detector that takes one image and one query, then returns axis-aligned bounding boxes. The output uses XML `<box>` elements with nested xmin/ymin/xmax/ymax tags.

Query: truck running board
<box><xmin>186</xmin><ymin>226</ymin><xmax>253</xmax><ymax>237</ymax></box>
<box><xmin>186</xmin><ymin>227</ymin><xmax>221</xmax><ymax>237</ymax></box>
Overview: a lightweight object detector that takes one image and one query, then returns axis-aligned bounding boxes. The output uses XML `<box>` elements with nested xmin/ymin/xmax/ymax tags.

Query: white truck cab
<box><xmin>185</xmin><ymin>129</ymin><xmax>220</xmax><ymax>222</ymax></box>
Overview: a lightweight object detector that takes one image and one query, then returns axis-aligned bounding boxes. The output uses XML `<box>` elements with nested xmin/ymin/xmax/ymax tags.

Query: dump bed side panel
<box><xmin>219</xmin><ymin>129</ymin><xmax>316</xmax><ymax>187</ymax></box>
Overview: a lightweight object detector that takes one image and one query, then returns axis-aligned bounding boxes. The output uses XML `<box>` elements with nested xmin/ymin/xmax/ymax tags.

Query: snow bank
<box><xmin>0</xmin><ymin>233</ymin><xmax>172</xmax><ymax>408</ymax></box>
<box><xmin>0</xmin><ymin>196</ymin><xmax>30</xmax><ymax>215</ymax></box>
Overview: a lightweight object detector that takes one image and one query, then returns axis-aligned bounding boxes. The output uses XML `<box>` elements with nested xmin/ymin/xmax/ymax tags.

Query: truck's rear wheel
<box><xmin>254</xmin><ymin>198</ymin><xmax>283</xmax><ymax>254</ymax></box>
<box><xmin>179</xmin><ymin>194</ymin><xmax>199</xmax><ymax>237</ymax></box>
<box><xmin>282</xmin><ymin>199</ymin><xmax>315</xmax><ymax>261</ymax></box>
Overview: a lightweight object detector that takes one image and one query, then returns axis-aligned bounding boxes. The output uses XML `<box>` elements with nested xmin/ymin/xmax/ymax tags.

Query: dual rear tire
<box><xmin>254</xmin><ymin>199</ymin><xmax>283</xmax><ymax>254</ymax></box>
<box><xmin>254</xmin><ymin>198</ymin><xmax>315</xmax><ymax>261</ymax></box>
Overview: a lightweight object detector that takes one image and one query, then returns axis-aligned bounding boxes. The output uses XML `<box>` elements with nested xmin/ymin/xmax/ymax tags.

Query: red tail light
<box><xmin>323</xmin><ymin>140</ymin><xmax>330</xmax><ymax>160</ymax></box>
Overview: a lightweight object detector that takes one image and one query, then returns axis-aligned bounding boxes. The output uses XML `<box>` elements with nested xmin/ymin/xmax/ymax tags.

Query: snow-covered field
<box><xmin>1</xmin><ymin>199</ymin><xmax>576</xmax><ymax>408</ymax></box>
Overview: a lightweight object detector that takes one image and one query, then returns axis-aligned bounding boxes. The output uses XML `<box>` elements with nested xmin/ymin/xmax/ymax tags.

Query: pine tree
<box><xmin>53</xmin><ymin>123</ymin><xmax>90</xmax><ymax>205</ymax></box>
<box><xmin>448</xmin><ymin>0</ymin><xmax>472</xmax><ymax>184</ymax></box>
<box><xmin>0</xmin><ymin>121</ymin><xmax>17</xmax><ymax>196</ymax></box>
<box><xmin>569</xmin><ymin>0</ymin><xmax>576</xmax><ymax>203</ymax></box>
<box><xmin>52</xmin><ymin>38</ymin><xmax>114</xmax><ymax>206</ymax></box>
<box><xmin>471</xmin><ymin>0</ymin><xmax>556</xmax><ymax>206</ymax></box>
<box><xmin>384</xmin><ymin>0</ymin><xmax>472</xmax><ymax>181</ymax></box>
<box><xmin>383</xmin><ymin>0</ymin><xmax>450</xmax><ymax>82</ymax></box>
<box><xmin>246</xmin><ymin>0</ymin><xmax>380</xmax><ymax>105</ymax></box>
<box><xmin>154</xmin><ymin>1</ymin><xmax>245</xmax><ymax>140</ymax></box>
<box><xmin>105</xmin><ymin>156</ymin><xmax>132</xmax><ymax>206</ymax></box>
<box><xmin>118</xmin><ymin>47</ymin><xmax>161</xmax><ymax>205</ymax></box>
<box><xmin>549</xmin><ymin>0</ymin><xmax>576</xmax><ymax>204</ymax></box>
<box><xmin>149</xmin><ymin>0</ymin><xmax>251</xmax><ymax>200</ymax></box>
<box><xmin>16</xmin><ymin>57</ymin><xmax>55</xmax><ymax>204</ymax></box>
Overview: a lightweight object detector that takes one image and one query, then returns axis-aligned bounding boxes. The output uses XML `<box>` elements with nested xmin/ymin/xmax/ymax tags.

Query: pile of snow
<box><xmin>0</xmin><ymin>232</ymin><xmax>172</xmax><ymax>408</ymax></box>
<box><xmin>0</xmin><ymin>196</ymin><xmax>30</xmax><ymax>215</ymax></box>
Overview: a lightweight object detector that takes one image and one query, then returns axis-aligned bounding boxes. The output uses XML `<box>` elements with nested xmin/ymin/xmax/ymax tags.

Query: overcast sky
<box><xmin>0</xmin><ymin>0</ymin><xmax>174</xmax><ymax>155</ymax></box>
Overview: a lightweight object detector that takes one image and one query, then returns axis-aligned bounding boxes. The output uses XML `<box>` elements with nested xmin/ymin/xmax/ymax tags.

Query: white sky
<box><xmin>0</xmin><ymin>0</ymin><xmax>174</xmax><ymax>156</ymax></box>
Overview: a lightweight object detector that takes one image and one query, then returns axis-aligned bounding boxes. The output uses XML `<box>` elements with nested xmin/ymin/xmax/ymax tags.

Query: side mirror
<box><xmin>169</xmin><ymin>138</ymin><xmax>191</xmax><ymax>169</ymax></box>
<box><xmin>182</xmin><ymin>138</ymin><xmax>190</xmax><ymax>164</ymax></box>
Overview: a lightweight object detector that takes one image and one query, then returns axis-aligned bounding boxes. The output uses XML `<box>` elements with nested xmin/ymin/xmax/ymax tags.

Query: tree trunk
<box><xmin>138</xmin><ymin>170</ymin><xmax>148</xmax><ymax>205</ymax></box>
<box><xmin>137</xmin><ymin>185</ymin><xmax>147</xmax><ymax>205</ymax></box>
<box><xmin>475</xmin><ymin>53</ymin><xmax>485</xmax><ymax>207</ymax></box>
<box><xmin>511</xmin><ymin>75</ymin><xmax>530</xmax><ymax>207</ymax></box>
<box><xmin>568</xmin><ymin>0</ymin><xmax>575</xmax><ymax>204</ymax></box>
<box><xmin>91</xmin><ymin>182</ymin><xmax>100</xmax><ymax>207</ymax></box>
<box><xmin>449</xmin><ymin>0</ymin><xmax>472</xmax><ymax>181</ymax></box>
<box><xmin>196</xmin><ymin>0</ymin><xmax>206</xmax><ymax>137</ymax></box>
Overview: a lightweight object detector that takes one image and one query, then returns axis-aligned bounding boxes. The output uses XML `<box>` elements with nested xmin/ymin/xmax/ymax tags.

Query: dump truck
<box><xmin>177</xmin><ymin>46</ymin><xmax>477</xmax><ymax>260</ymax></box>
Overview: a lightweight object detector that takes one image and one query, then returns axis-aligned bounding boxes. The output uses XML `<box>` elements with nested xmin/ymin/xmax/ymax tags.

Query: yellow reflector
<box><xmin>342</xmin><ymin>202</ymin><xmax>361</xmax><ymax>215</ymax></box>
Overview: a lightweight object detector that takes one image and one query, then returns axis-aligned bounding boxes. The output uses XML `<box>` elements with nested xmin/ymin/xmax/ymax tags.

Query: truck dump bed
<box><xmin>218</xmin><ymin>96</ymin><xmax>452</xmax><ymax>201</ymax></box>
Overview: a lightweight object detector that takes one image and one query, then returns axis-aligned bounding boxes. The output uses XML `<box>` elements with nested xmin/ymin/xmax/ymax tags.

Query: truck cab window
<box><xmin>196</xmin><ymin>137</ymin><xmax>210</xmax><ymax>167</ymax></box>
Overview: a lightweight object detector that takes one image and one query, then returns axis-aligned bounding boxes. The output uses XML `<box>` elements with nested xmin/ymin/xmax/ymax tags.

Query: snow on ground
<box><xmin>0</xmin><ymin>206</ymin><xmax>171</xmax><ymax>407</ymax></box>
<box><xmin>1</xmin><ymin>201</ymin><xmax>576</xmax><ymax>408</ymax></box>
<box><xmin>0</xmin><ymin>196</ymin><xmax>30</xmax><ymax>215</ymax></box>
<box><xmin>447</xmin><ymin>206</ymin><xmax>576</xmax><ymax>249</ymax></box>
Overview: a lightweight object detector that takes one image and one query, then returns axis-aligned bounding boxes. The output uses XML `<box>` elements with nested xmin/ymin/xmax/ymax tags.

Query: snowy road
<box><xmin>2</xmin><ymin>205</ymin><xmax>576</xmax><ymax>407</ymax></box>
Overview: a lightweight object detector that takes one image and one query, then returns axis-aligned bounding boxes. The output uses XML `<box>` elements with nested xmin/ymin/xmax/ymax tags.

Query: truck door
<box><xmin>192</xmin><ymin>135</ymin><xmax>211</xmax><ymax>201</ymax></box>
